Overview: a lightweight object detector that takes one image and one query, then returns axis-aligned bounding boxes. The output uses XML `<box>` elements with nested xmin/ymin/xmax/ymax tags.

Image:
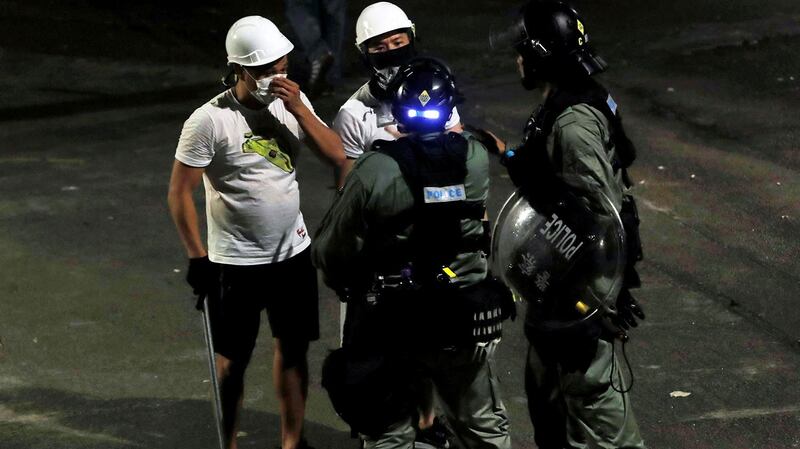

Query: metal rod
<box><xmin>201</xmin><ymin>294</ymin><xmax>226</xmax><ymax>449</ymax></box>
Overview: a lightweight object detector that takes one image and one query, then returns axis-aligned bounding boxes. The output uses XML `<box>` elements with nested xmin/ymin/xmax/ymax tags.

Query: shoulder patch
<box><xmin>606</xmin><ymin>94</ymin><xmax>618</xmax><ymax>115</ymax></box>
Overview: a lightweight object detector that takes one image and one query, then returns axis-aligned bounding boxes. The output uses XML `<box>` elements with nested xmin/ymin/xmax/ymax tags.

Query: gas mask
<box><xmin>369</xmin><ymin>67</ymin><xmax>400</xmax><ymax>101</ymax></box>
<box><xmin>366</xmin><ymin>43</ymin><xmax>416</xmax><ymax>100</ymax></box>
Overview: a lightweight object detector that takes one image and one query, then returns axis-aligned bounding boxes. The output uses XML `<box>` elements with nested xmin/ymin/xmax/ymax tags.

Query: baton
<box><xmin>201</xmin><ymin>293</ymin><xmax>226</xmax><ymax>449</ymax></box>
<box><xmin>339</xmin><ymin>302</ymin><xmax>347</xmax><ymax>347</ymax></box>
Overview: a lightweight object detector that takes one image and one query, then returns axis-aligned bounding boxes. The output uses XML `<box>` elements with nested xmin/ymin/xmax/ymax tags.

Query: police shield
<box><xmin>491</xmin><ymin>188</ymin><xmax>625</xmax><ymax>332</ymax></box>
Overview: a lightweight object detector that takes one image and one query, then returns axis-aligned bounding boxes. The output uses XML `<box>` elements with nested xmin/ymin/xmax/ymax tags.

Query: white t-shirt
<box><xmin>333</xmin><ymin>82</ymin><xmax>461</xmax><ymax>158</ymax></box>
<box><xmin>175</xmin><ymin>89</ymin><xmax>324</xmax><ymax>265</ymax></box>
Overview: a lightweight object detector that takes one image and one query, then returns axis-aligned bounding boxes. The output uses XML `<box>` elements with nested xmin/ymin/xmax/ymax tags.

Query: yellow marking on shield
<box><xmin>242</xmin><ymin>137</ymin><xmax>294</xmax><ymax>173</ymax></box>
<box><xmin>577</xmin><ymin>20</ymin><xmax>585</xmax><ymax>35</ymax></box>
<box><xmin>442</xmin><ymin>266</ymin><xmax>457</xmax><ymax>279</ymax></box>
<box><xmin>419</xmin><ymin>90</ymin><xmax>431</xmax><ymax>107</ymax></box>
<box><xmin>575</xmin><ymin>300</ymin><xmax>590</xmax><ymax>315</ymax></box>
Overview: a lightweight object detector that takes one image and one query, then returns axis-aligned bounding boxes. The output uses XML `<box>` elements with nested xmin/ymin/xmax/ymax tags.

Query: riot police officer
<box><xmin>333</xmin><ymin>6</ymin><xmax>467</xmax><ymax>444</ymax></box>
<box><xmin>488</xmin><ymin>1</ymin><xmax>647</xmax><ymax>448</ymax></box>
<box><xmin>312</xmin><ymin>57</ymin><xmax>512</xmax><ymax>449</ymax></box>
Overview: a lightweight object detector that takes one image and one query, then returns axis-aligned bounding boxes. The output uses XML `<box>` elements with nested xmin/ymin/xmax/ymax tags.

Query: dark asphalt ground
<box><xmin>1</xmin><ymin>1</ymin><xmax>799</xmax><ymax>448</ymax></box>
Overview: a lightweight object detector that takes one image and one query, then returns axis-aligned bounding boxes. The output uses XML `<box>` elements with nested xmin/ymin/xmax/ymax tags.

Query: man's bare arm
<box><xmin>167</xmin><ymin>160</ymin><xmax>207</xmax><ymax>258</ymax></box>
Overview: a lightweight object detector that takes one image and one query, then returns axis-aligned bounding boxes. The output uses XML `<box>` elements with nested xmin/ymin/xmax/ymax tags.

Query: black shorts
<box><xmin>209</xmin><ymin>248</ymin><xmax>319</xmax><ymax>362</ymax></box>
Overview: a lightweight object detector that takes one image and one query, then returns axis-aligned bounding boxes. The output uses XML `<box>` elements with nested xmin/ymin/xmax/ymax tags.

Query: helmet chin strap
<box><xmin>519</xmin><ymin>58</ymin><xmax>545</xmax><ymax>91</ymax></box>
<box><xmin>519</xmin><ymin>51</ymin><xmax>595</xmax><ymax>90</ymax></box>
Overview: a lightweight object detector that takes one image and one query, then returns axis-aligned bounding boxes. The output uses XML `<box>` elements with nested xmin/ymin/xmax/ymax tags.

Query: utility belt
<box><xmin>338</xmin><ymin>264</ymin><xmax>452</xmax><ymax>306</ymax></box>
<box><xmin>341</xmin><ymin>266</ymin><xmax>515</xmax><ymax>349</ymax></box>
<box><xmin>326</xmin><ymin>266</ymin><xmax>515</xmax><ymax>438</ymax></box>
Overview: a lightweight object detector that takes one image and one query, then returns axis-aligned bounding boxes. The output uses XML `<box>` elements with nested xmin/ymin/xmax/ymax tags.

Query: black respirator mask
<box><xmin>365</xmin><ymin>42</ymin><xmax>417</xmax><ymax>100</ymax></box>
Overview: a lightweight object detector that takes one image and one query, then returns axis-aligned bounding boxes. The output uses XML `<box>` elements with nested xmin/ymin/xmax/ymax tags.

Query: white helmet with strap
<box><xmin>355</xmin><ymin>2</ymin><xmax>415</xmax><ymax>50</ymax></box>
<box><xmin>226</xmin><ymin>16</ymin><xmax>294</xmax><ymax>66</ymax></box>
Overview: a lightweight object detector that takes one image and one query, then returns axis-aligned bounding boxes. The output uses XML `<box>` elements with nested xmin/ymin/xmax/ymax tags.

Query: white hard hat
<box><xmin>226</xmin><ymin>16</ymin><xmax>294</xmax><ymax>66</ymax></box>
<box><xmin>355</xmin><ymin>2</ymin><xmax>415</xmax><ymax>48</ymax></box>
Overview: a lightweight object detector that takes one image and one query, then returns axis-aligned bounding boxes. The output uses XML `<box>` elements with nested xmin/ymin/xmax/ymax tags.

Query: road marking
<box><xmin>639</xmin><ymin>197</ymin><xmax>672</xmax><ymax>214</ymax></box>
<box><xmin>648</xmin><ymin>17</ymin><xmax>800</xmax><ymax>53</ymax></box>
<box><xmin>0</xmin><ymin>157</ymin><xmax>85</xmax><ymax>165</ymax></box>
<box><xmin>684</xmin><ymin>405</ymin><xmax>800</xmax><ymax>422</ymax></box>
<box><xmin>47</xmin><ymin>158</ymin><xmax>86</xmax><ymax>166</ymax></box>
<box><xmin>0</xmin><ymin>157</ymin><xmax>39</xmax><ymax>164</ymax></box>
<box><xmin>0</xmin><ymin>375</ymin><xmax>25</xmax><ymax>388</ymax></box>
<box><xmin>0</xmin><ymin>405</ymin><xmax>134</xmax><ymax>445</ymax></box>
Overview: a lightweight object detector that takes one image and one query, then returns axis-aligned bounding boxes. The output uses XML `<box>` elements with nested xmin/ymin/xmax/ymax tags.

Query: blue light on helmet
<box><xmin>407</xmin><ymin>109</ymin><xmax>441</xmax><ymax>120</ymax></box>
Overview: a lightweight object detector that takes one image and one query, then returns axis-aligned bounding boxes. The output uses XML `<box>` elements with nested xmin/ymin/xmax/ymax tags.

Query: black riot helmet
<box><xmin>491</xmin><ymin>1</ymin><xmax>608</xmax><ymax>88</ymax></box>
<box><xmin>388</xmin><ymin>57</ymin><xmax>459</xmax><ymax>134</ymax></box>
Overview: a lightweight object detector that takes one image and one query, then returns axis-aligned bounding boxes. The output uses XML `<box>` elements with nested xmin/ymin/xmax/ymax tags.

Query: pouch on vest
<box><xmin>321</xmin><ymin>347</ymin><xmax>417</xmax><ymax>438</ymax></box>
<box><xmin>443</xmin><ymin>276</ymin><xmax>516</xmax><ymax>344</ymax></box>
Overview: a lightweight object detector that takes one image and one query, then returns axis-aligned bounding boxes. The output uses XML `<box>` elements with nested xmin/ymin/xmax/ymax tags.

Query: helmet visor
<box><xmin>489</xmin><ymin>16</ymin><xmax>527</xmax><ymax>52</ymax></box>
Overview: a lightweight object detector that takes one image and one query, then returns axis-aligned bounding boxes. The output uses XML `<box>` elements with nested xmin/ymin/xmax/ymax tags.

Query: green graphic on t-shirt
<box><xmin>242</xmin><ymin>136</ymin><xmax>294</xmax><ymax>173</ymax></box>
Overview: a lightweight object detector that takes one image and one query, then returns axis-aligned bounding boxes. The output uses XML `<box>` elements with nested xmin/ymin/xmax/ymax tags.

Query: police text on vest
<box><xmin>423</xmin><ymin>184</ymin><xmax>467</xmax><ymax>203</ymax></box>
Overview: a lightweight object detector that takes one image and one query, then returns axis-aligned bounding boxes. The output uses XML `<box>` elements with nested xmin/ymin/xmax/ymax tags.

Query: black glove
<box><xmin>487</xmin><ymin>275</ymin><xmax>516</xmax><ymax>321</ymax></box>
<box><xmin>186</xmin><ymin>256</ymin><xmax>220</xmax><ymax>309</ymax></box>
<box><xmin>612</xmin><ymin>289</ymin><xmax>646</xmax><ymax>331</ymax></box>
<box><xmin>463</xmin><ymin>124</ymin><xmax>502</xmax><ymax>155</ymax></box>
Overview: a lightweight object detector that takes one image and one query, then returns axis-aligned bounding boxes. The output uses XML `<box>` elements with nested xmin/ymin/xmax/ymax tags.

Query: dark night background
<box><xmin>1</xmin><ymin>1</ymin><xmax>799</xmax><ymax>448</ymax></box>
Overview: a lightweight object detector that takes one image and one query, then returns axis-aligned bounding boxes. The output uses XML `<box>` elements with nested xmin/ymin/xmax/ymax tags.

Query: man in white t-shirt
<box><xmin>333</xmin><ymin>1</ymin><xmax>463</xmax><ymax>182</ymax></box>
<box><xmin>167</xmin><ymin>16</ymin><xmax>344</xmax><ymax>449</ymax></box>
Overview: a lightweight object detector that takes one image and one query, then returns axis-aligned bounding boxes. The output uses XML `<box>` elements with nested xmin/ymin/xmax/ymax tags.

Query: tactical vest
<box><xmin>506</xmin><ymin>78</ymin><xmax>643</xmax><ymax>288</ymax></box>
<box><xmin>369</xmin><ymin>133</ymin><xmax>513</xmax><ymax>346</ymax></box>
<box><xmin>508</xmin><ymin>78</ymin><xmax>635</xmax><ymax>187</ymax></box>
<box><xmin>373</xmin><ymin>132</ymin><xmax>487</xmax><ymax>284</ymax></box>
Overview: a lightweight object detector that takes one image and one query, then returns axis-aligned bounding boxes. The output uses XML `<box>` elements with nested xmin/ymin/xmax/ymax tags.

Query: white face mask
<box><xmin>244</xmin><ymin>70</ymin><xmax>287</xmax><ymax>105</ymax></box>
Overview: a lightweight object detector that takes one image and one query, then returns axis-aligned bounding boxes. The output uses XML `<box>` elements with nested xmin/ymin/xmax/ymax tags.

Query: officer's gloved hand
<box><xmin>186</xmin><ymin>256</ymin><xmax>219</xmax><ymax>310</ymax></box>
<box><xmin>335</xmin><ymin>287</ymin><xmax>355</xmax><ymax>303</ymax></box>
<box><xmin>487</xmin><ymin>275</ymin><xmax>516</xmax><ymax>321</ymax></box>
<box><xmin>463</xmin><ymin>124</ymin><xmax>504</xmax><ymax>155</ymax></box>
<box><xmin>612</xmin><ymin>288</ymin><xmax>646</xmax><ymax>330</ymax></box>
